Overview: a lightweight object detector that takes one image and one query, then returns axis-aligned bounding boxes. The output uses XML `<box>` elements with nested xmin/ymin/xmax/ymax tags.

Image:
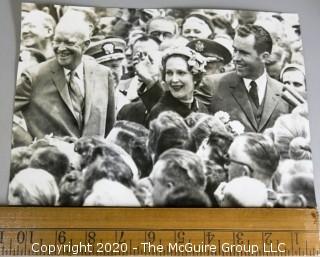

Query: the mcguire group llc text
<box><xmin>31</xmin><ymin>241</ymin><xmax>287</xmax><ymax>255</ymax></box>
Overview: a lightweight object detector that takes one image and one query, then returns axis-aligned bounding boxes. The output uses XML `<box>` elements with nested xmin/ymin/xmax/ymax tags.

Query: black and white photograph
<box><xmin>8</xmin><ymin>2</ymin><xmax>316</xmax><ymax>208</ymax></box>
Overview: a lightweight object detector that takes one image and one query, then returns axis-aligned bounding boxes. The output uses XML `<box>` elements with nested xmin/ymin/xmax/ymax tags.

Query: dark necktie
<box><xmin>68</xmin><ymin>70</ymin><xmax>84</xmax><ymax>127</ymax></box>
<box><xmin>249</xmin><ymin>80</ymin><xmax>259</xmax><ymax>108</ymax></box>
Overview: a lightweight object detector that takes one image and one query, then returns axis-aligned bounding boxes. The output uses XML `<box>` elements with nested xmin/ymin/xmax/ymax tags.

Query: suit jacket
<box><xmin>205</xmin><ymin>72</ymin><xmax>290</xmax><ymax>133</ymax></box>
<box><xmin>15</xmin><ymin>56</ymin><xmax>115</xmax><ymax>139</ymax></box>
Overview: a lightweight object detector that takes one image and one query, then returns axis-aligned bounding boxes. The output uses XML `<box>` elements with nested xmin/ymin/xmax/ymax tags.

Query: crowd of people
<box><xmin>9</xmin><ymin>3</ymin><xmax>316</xmax><ymax>207</ymax></box>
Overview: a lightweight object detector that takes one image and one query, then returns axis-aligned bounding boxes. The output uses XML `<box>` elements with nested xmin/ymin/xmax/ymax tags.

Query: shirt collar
<box><xmin>243</xmin><ymin>69</ymin><xmax>267</xmax><ymax>91</ymax></box>
<box><xmin>243</xmin><ymin>69</ymin><xmax>268</xmax><ymax>105</ymax></box>
<box><xmin>63</xmin><ymin>62</ymin><xmax>84</xmax><ymax>81</ymax></box>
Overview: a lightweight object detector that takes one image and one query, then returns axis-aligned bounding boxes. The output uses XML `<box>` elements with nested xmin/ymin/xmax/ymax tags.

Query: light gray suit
<box><xmin>15</xmin><ymin>55</ymin><xmax>115</xmax><ymax>139</ymax></box>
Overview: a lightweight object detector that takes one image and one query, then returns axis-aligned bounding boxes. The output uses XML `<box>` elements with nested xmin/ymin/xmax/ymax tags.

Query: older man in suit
<box><xmin>207</xmin><ymin>24</ymin><xmax>290</xmax><ymax>132</ymax></box>
<box><xmin>15</xmin><ymin>17</ymin><xmax>115</xmax><ymax>139</ymax></box>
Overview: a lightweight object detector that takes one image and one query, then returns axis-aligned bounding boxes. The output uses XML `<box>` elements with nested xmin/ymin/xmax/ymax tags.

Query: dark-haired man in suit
<box><xmin>208</xmin><ymin>24</ymin><xmax>290</xmax><ymax>132</ymax></box>
<box><xmin>15</xmin><ymin>17</ymin><xmax>115</xmax><ymax>139</ymax></box>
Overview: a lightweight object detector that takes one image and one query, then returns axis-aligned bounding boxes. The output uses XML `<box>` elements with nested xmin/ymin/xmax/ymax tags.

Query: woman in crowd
<box><xmin>181</xmin><ymin>13</ymin><xmax>215</xmax><ymax>41</ymax></box>
<box><xmin>147</xmin><ymin>46</ymin><xmax>208</xmax><ymax>122</ymax></box>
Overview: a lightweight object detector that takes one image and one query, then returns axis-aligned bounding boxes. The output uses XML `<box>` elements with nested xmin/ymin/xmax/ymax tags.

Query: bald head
<box><xmin>56</xmin><ymin>17</ymin><xmax>91</xmax><ymax>41</ymax></box>
<box><xmin>62</xmin><ymin>7</ymin><xmax>97</xmax><ymax>36</ymax></box>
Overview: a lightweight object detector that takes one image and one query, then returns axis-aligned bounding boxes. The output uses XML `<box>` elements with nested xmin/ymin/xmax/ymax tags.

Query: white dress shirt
<box><xmin>64</xmin><ymin>62</ymin><xmax>85</xmax><ymax>97</ymax></box>
<box><xmin>243</xmin><ymin>70</ymin><xmax>267</xmax><ymax>105</ymax></box>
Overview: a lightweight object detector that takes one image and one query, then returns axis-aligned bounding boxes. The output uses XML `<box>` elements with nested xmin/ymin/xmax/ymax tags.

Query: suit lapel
<box><xmin>230</xmin><ymin>77</ymin><xmax>258</xmax><ymax>130</ymax></box>
<box><xmin>83</xmin><ymin>58</ymin><xmax>94</xmax><ymax>128</ymax></box>
<box><xmin>258</xmin><ymin>76</ymin><xmax>282</xmax><ymax>131</ymax></box>
<box><xmin>50</xmin><ymin>60</ymin><xmax>76</xmax><ymax>119</ymax></box>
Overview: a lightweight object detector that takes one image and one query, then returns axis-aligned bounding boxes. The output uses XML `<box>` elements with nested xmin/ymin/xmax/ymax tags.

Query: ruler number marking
<box><xmin>175</xmin><ymin>231</ymin><xmax>185</xmax><ymax>244</ymax></box>
<box><xmin>57</xmin><ymin>230</ymin><xmax>67</xmax><ymax>244</ymax></box>
<box><xmin>205</xmin><ymin>232</ymin><xmax>214</xmax><ymax>244</ymax></box>
<box><xmin>116</xmin><ymin>231</ymin><xmax>126</xmax><ymax>243</ymax></box>
<box><xmin>264</xmin><ymin>232</ymin><xmax>272</xmax><ymax>244</ymax></box>
<box><xmin>16</xmin><ymin>230</ymin><xmax>33</xmax><ymax>244</ymax></box>
<box><xmin>145</xmin><ymin>231</ymin><xmax>155</xmax><ymax>243</ymax></box>
<box><xmin>86</xmin><ymin>231</ymin><xmax>96</xmax><ymax>244</ymax></box>
<box><xmin>235</xmin><ymin>232</ymin><xmax>244</xmax><ymax>244</ymax></box>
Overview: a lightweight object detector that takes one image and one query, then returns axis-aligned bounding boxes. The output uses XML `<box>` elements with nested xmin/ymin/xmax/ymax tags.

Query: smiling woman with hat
<box><xmin>147</xmin><ymin>46</ymin><xmax>208</xmax><ymax>123</ymax></box>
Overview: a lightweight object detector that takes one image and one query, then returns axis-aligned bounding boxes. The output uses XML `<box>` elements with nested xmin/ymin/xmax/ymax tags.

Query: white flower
<box><xmin>187</xmin><ymin>54</ymin><xmax>207</xmax><ymax>75</ymax></box>
<box><xmin>187</xmin><ymin>59</ymin><xmax>197</xmax><ymax>67</ymax></box>
<box><xmin>228</xmin><ymin>120</ymin><xmax>245</xmax><ymax>135</ymax></box>
<box><xmin>214</xmin><ymin>111</ymin><xmax>230</xmax><ymax>123</ymax></box>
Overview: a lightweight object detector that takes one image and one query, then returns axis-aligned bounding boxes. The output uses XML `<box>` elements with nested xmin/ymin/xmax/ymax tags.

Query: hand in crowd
<box><xmin>133</xmin><ymin>51</ymin><xmax>161</xmax><ymax>89</ymax></box>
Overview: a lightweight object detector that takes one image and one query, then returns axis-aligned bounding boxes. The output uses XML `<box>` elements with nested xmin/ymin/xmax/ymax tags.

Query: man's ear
<box><xmin>219</xmin><ymin>67</ymin><xmax>225</xmax><ymax>73</ymax></box>
<box><xmin>260</xmin><ymin>51</ymin><xmax>270</xmax><ymax>64</ymax></box>
<box><xmin>242</xmin><ymin>166</ymin><xmax>252</xmax><ymax>177</ymax></box>
<box><xmin>46</xmin><ymin>26</ymin><xmax>54</xmax><ymax>38</ymax></box>
<box><xmin>83</xmin><ymin>40</ymin><xmax>91</xmax><ymax>50</ymax></box>
<box><xmin>166</xmin><ymin>181</ymin><xmax>174</xmax><ymax>189</ymax></box>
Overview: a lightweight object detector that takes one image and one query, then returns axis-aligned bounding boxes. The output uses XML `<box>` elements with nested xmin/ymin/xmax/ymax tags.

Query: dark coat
<box><xmin>117</xmin><ymin>82</ymin><xmax>164</xmax><ymax>126</ymax></box>
<box><xmin>148</xmin><ymin>91</ymin><xmax>209</xmax><ymax>123</ymax></box>
<box><xmin>203</xmin><ymin>71</ymin><xmax>290</xmax><ymax>133</ymax></box>
<box><xmin>117</xmin><ymin>98</ymin><xmax>148</xmax><ymax>125</ymax></box>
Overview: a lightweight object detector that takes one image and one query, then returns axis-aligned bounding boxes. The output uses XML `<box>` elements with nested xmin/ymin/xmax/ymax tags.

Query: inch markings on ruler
<box><xmin>0</xmin><ymin>208</ymin><xmax>319</xmax><ymax>256</ymax></box>
<box><xmin>0</xmin><ymin>227</ymin><xmax>318</xmax><ymax>256</ymax></box>
<box><xmin>2</xmin><ymin>228</ymin><xmax>318</xmax><ymax>255</ymax></box>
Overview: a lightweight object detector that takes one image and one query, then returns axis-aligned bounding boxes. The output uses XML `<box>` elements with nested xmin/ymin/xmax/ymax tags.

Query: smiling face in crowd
<box><xmin>53</xmin><ymin>22</ymin><xmax>90</xmax><ymax>70</ymax></box>
<box><xmin>182</xmin><ymin>16</ymin><xmax>212</xmax><ymax>41</ymax></box>
<box><xmin>164</xmin><ymin>56</ymin><xmax>195</xmax><ymax>102</ymax></box>
<box><xmin>21</xmin><ymin>12</ymin><xmax>51</xmax><ymax>49</ymax></box>
<box><xmin>232</xmin><ymin>33</ymin><xmax>266</xmax><ymax>80</ymax></box>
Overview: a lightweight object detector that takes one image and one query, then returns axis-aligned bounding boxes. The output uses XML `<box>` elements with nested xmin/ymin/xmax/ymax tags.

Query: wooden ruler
<box><xmin>0</xmin><ymin>207</ymin><xmax>319</xmax><ymax>256</ymax></box>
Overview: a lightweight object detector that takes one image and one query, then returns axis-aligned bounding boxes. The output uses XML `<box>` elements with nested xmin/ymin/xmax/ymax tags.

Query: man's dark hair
<box><xmin>240</xmin><ymin>132</ymin><xmax>280</xmax><ymax>179</ymax></box>
<box><xmin>84</xmin><ymin>145</ymin><xmax>135</xmax><ymax>190</ymax></box>
<box><xmin>236</xmin><ymin>24</ymin><xmax>273</xmax><ymax>54</ymax></box>
<box><xmin>59</xmin><ymin>170</ymin><xmax>86</xmax><ymax>206</ymax></box>
<box><xmin>164</xmin><ymin>186</ymin><xmax>212</xmax><ymax>207</ymax></box>
<box><xmin>29</xmin><ymin>146</ymin><xmax>70</xmax><ymax>182</ymax></box>
<box><xmin>148</xmin><ymin>111</ymin><xmax>190</xmax><ymax>162</ymax></box>
<box><xmin>157</xmin><ymin>148</ymin><xmax>206</xmax><ymax>191</ymax></box>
